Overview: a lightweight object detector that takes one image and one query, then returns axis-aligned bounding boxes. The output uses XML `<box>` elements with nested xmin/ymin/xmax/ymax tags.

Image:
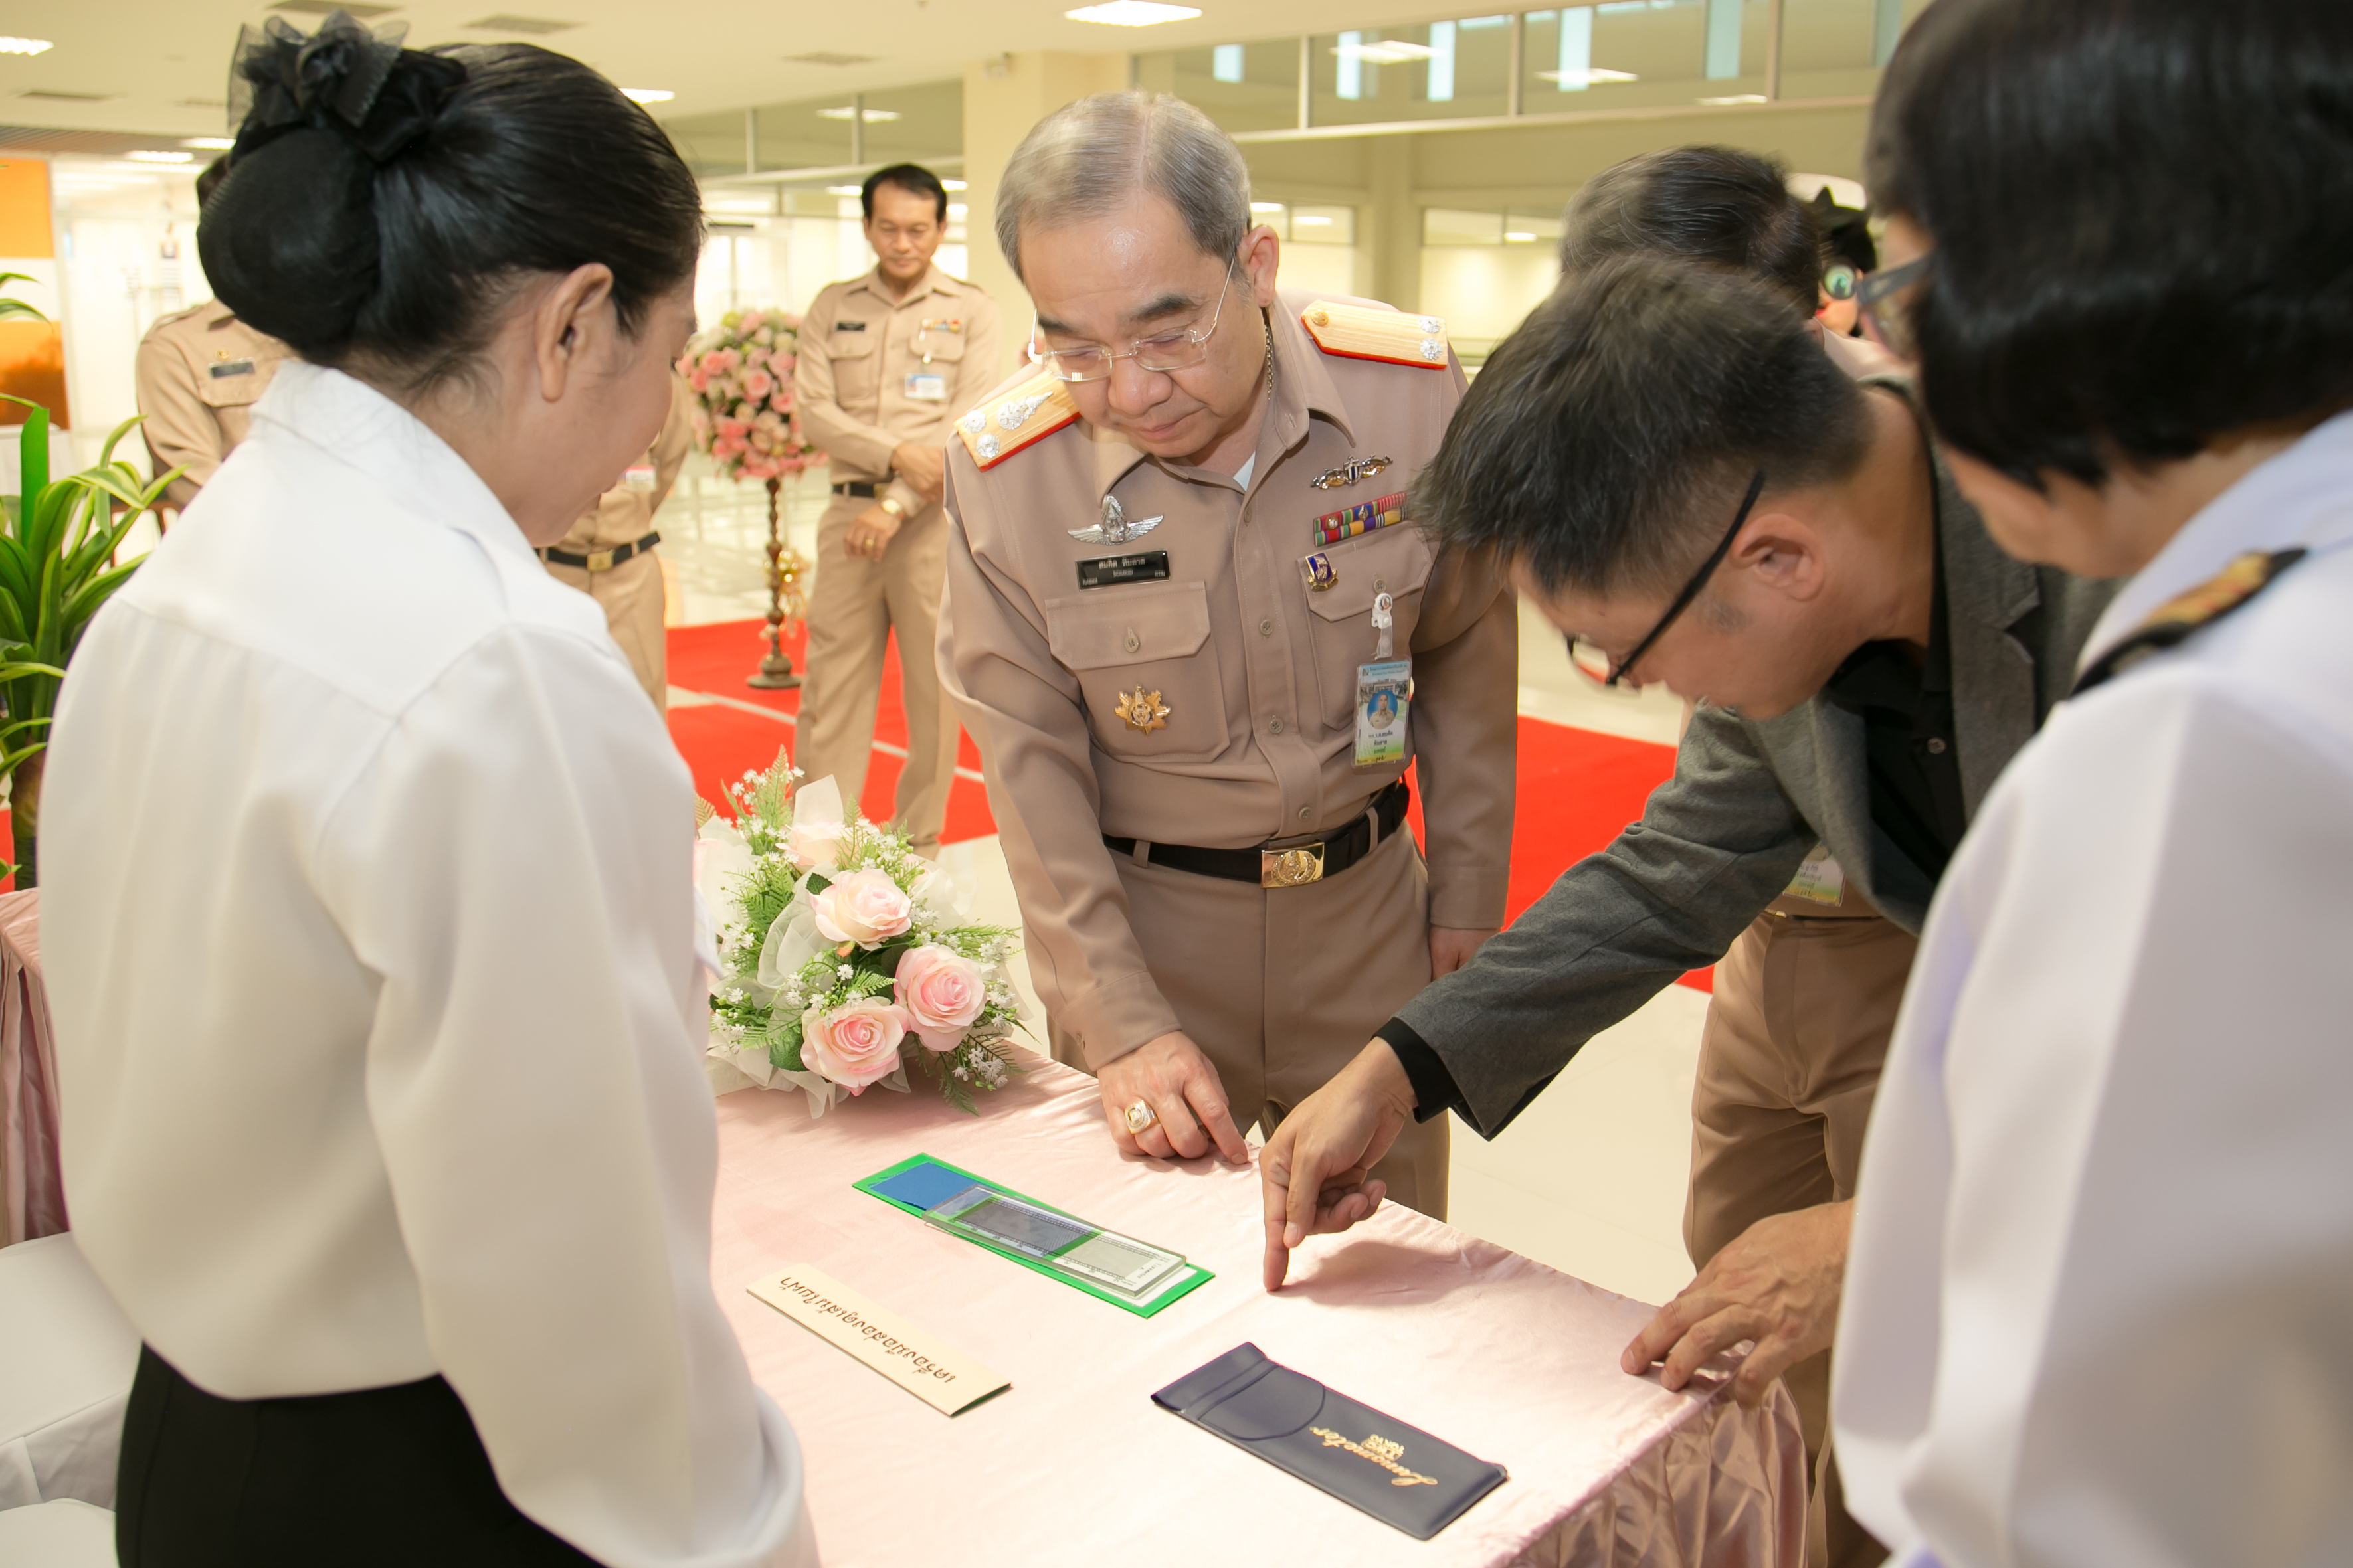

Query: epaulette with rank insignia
<box><xmin>954</xmin><ymin>370</ymin><xmax>1081</xmax><ymax>469</ymax></box>
<box><xmin>1300</xmin><ymin>300</ymin><xmax>1450</xmax><ymax>369</ymax></box>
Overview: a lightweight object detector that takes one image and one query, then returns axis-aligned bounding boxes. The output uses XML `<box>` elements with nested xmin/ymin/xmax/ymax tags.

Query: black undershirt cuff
<box><xmin>1374</xmin><ymin>1018</ymin><xmax>1462</xmax><ymax>1124</ymax></box>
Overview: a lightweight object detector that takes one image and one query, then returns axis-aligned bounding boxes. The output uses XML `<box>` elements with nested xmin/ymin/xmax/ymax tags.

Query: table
<box><xmin>711</xmin><ymin>1055</ymin><xmax>1804</xmax><ymax>1567</ymax></box>
<box><xmin>0</xmin><ymin>889</ymin><xmax>64</xmax><ymax>1248</ymax></box>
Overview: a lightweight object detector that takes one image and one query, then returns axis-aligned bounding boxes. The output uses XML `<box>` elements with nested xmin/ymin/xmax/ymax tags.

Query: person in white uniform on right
<box><xmin>43</xmin><ymin>17</ymin><xmax>816</xmax><ymax>1566</ymax></box>
<box><xmin>1833</xmin><ymin>1</ymin><xmax>2353</xmax><ymax>1563</ymax></box>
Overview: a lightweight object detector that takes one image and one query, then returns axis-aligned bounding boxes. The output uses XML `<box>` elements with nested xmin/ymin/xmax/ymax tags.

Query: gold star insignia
<box><xmin>1115</xmin><ymin>687</ymin><xmax>1170</xmax><ymax>734</ymax></box>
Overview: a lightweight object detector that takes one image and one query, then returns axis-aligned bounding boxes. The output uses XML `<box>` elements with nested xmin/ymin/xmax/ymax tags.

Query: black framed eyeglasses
<box><xmin>1855</xmin><ymin>252</ymin><xmax>1932</xmax><ymax>359</ymax></box>
<box><xmin>1576</xmin><ymin>470</ymin><xmax>1767</xmax><ymax>689</ymax></box>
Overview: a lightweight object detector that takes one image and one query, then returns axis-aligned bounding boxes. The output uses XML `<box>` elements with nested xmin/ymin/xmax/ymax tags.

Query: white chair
<box><xmin>0</xmin><ymin>1497</ymin><xmax>116</xmax><ymax>1565</ymax></box>
<box><xmin>0</xmin><ymin>1234</ymin><xmax>138</xmax><ymax>1510</ymax></box>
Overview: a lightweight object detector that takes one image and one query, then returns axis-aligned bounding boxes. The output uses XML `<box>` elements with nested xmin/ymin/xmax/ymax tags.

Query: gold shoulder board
<box><xmin>1300</xmin><ymin>300</ymin><xmax>1450</xmax><ymax>369</ymax></box>
<box><xmin>953</xmin><ymin>371</ymin><xmax>1082</xmax><ymax>470</ymax></box>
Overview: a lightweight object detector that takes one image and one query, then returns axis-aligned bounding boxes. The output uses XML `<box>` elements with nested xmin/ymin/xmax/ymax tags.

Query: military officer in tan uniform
<box><xmin>537</xmin><ymin>375</ymin><xmax>694</xmax><ymax>708</ymax></box>
<box><xmin>794</xmin><ymin>163</ymin><xmax>1002</xmax><ymax>851</ymax></box>
<box><xmin>938</xmin><ymin>94</ymin><xmax>1516</xmax><ymax>1217</ymax></box>
<box><xmin>135</xmin><ymin>160</ymin><xmax>294</xmax><ymax>516</ymax></box>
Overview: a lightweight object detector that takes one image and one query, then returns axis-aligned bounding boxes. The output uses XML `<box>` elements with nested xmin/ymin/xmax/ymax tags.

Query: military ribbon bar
<box><xmin>1314</xmin><ymin>491</ymin><xmax>1408</xmax><ymax>547</ymax></box>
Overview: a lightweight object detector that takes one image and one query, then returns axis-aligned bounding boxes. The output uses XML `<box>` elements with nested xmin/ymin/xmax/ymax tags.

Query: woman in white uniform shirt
<box><xmin>43</xmin><ymin>17</ymin><xmax>816</xmax><ymax>1566</ymax></box>
<box><xmin>1829</xmin><ymin>1</ymin><xmax>2353</xmax><ymax>1563</ymax></box>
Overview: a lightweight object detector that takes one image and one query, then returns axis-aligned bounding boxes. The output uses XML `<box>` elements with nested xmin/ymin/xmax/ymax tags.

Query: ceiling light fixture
<box><xmin>1294</xmin><ymin>214</ymin><xmax>1333</xmax><ymax>226</ymax></box>
<box><xmin>815</xmin><ymin>105</ymin><xmax>901</xmax><ymax>121</ymax></box>
<box><xmin>0</xmin><ymin>37</ymin><xmax>54</xmax><ymax>55</ymax></box>
<box><xmin>620</xmin><ymin>88</ymin><xmax>674</xmax><ymax>103</ymax></box>
<box><xmin>1249</xmin><ymin>201</ymin><xmax>1285</xmax><ymax>213</ymax></box>
<box><xmin>1503</xmin><ymin>231</ymin><xmax>1537</xmax><ymax>242</ymax></box>
<box><xmin>126</xmin><ymin>150</ymin><xmax>195</xmax><ymax>163</ymax></box>
<box><xmin>1697</xmin><ymin>92</ymin><xmax>1767</xmax><ymax>104</ymax></box>
<box><xmin>1065</xmin><ymin>3</ymin><xmax>1202</xmax><ymax>26</ymax></box>
<box><xmin>1334</xmin><ymin>39</ymin><xmax>1435</xmax><ymax>64</ymax></box>
<box><xmin>941</xmin><ymin>179</ymin><xmax>967</xmax><ymax>191</ymax></box>
<box><xmin>785</xmin><ymin>50</ymin><xmax>877</xmax><ymax>66</ymax></box>
<box><xmin>1538</xmin><ymin>67</ymin><xmax>1637</xmax><ymax>85</ymax></box>
<box><xmin>181</xmin><ymin>137</ymin><xmax>236</xmax><ymax>150</ymax></box>
<box><xmin>825</xmin><ymin>184</ymin><xmax>863</xmax><ymax>195</ymax></box>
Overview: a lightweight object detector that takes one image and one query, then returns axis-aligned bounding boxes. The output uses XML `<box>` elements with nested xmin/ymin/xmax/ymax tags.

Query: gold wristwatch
<box><xmin>877</xmin><ymin>496</ymin><xmax>906</xmax><ymax>519</ymax></box>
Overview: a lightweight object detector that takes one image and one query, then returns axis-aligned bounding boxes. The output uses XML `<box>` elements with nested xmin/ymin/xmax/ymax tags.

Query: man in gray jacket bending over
<box><xmin>1257</xmin><ymin>252</ymin><xmax>2114</xmax><ymax>1535</ymax></box>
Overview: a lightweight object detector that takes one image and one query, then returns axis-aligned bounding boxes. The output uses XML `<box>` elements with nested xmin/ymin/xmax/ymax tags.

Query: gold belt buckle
<box><xmin>1260</xmin><ymin>842</ymin><xmax>1325</xmax><ymax>889</ymax></box>
<box><xmin>583</xmin><ymin>547</ymin><xmax>617</xmax><ymax>572</ymax></box>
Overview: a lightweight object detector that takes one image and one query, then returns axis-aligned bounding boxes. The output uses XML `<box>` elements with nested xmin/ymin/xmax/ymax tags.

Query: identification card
<box><xmin>1355</xmin><ymin>658</ymin><xmax>1411</xmax><ymax>767</ymax></box>
<box><xmin>622</xmin><ymin>462</ymin><xmax>657</xmax><ymax>492</ymax></box>
<box><xmin>1076</xmin><ymin>550</ymin><xmax>1171</xmax><ymax>590</ymax></box>
<box><xmin>209</xmin><ymin>358</ymin><xmax>255</xmax><ymax>379</ymax></box>
<box><xmin>1785</xmin><ymin>844</ymin><xmax>1846</xmax><ymax>905</ymax></box>
<box><xmin>905</xmin><ymin>371</ymin><xmax>948</xmax><ymax>402</ymax></box>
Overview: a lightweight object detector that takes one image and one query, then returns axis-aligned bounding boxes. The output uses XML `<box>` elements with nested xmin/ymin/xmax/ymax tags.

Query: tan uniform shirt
<box><xmin>793</xmin><ymin>266</ymin><xmax>1002</xmax><ymax>512</ymax></box>
<box><xmin>939</xmin><ymin>289</ymin><xmax>1518</xmax><ymax>1062</ymax></box>
<box><xmin>553</xmin><ymin>374</ymin><xmax>696</xmax><ymax>555</ymax></box>
<box><xmin>134</xmin><ymin>304</ymin><xmax>294</xmax><ymax>513</ymax></box>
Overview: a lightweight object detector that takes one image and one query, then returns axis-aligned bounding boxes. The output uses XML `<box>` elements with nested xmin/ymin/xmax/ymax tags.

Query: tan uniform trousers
<box><xmin>795</xmin><ymin>495</ymin><xmax>960</xmax><ymax>851</ymax></box>
<box><xmin>1050</xmin><ymin>822</ymin><xmax>1449</xmax><ymax>1219</ymax></box>
<box><xmin>1689</xmin><ymin>898</ymin><xmax>1912</xmax><ymax>1568</ymax></box>
<box><xmin>540</xmin><ymin>550</ymin><xmax>666</xmax><ymax>711</ymax></box>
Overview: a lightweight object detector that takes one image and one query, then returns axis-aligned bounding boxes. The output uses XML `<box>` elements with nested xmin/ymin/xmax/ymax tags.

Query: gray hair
<box><xmin>994</xmin><ymin>92</ymin><xmax>1251</xmax><ymax>282</ymax></box>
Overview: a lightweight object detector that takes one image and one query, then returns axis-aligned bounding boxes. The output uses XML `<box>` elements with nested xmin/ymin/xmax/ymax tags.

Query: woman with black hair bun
<box><xmin>1832</xmin><ymin>2</ymin><xmax>2353</xmax><ymax>1563</ymax></box>
<box><xmin>41</xmin><ymin>14</ymin><xmax>818</xmax><ymax>1565</ymax></box>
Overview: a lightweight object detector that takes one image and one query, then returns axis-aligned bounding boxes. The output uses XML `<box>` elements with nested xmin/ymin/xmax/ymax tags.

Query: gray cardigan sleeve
<box><xmin>1389</xmin><ymin>705</ymin><xmax>1817</xmax><ymax>1138</ymax></box>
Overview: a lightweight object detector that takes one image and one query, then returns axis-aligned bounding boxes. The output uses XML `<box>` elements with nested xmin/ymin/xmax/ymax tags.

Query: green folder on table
<box><xmin>856</xmin><ymin>1153</ymin><xmax>1212</xmax><ymax>1318</ymax></box>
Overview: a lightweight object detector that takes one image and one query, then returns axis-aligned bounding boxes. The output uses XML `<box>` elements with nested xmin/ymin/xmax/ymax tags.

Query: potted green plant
<box><xmin>0</xmin><ymin>398</ymin><xmax>176</xmax><ymax>886</ymax></box>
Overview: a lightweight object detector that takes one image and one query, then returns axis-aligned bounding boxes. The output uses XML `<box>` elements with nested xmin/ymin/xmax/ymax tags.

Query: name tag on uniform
<box><xmin>835</xmin><ymin>320</ymin><xmax>867</xmax><ymax>331</ymax></box>
<box><xmin>209</xmin><ymin>358</ymin><xmax>255</xmax><ymax>379</ymax></box>
<box><xmin>622</xmin><ymin>463</ymin><xmax>657</xmax><ymax>493</ymax></box>
<box><xmin>1355</xmin><ymin>659</ymin><xmax>1412</xmax><ymax>768</ymax></box>
<box><xmin>1077</xmin><ymin>551</ymin><xmax>1171</xmax><ymax>590</ymax></box>
<box><xmin>905</xmin><ymin>371</ymin><xmax>948</xmax><ymax>402</ymax></box>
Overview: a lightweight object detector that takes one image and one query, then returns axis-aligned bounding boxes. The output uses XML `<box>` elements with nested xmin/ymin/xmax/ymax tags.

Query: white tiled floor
<box><xmin>661</xmin><ymin>464</ymin><xmax>1707</xmax><ymax>1310</ymax></box>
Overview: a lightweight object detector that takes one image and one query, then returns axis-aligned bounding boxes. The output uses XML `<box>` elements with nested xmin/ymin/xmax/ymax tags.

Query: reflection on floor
<box><xmin>659</xmin><ymin>463</ymin><xmax>1703</xmax><ymax>1310</ymax></box>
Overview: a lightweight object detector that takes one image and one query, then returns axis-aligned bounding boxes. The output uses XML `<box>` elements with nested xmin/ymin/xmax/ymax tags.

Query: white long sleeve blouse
<box><xmin>1834</xmin><ymin>410</ymin><xmax>2353</xmax><ymax>1567</ymax></box>
<box><xmin>45</xmin><ymin>363</ymin><xmax>814</xmax><ymax>1567</ymax></box>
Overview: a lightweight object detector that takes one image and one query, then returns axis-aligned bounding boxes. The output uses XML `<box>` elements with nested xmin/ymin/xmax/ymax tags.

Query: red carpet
<box><xmin>667</xmin><ymin>619</ymin><xmax>1709</xmax><ymax>990</ymax></box>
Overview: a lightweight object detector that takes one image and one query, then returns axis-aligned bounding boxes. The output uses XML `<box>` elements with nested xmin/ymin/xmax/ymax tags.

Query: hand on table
<box><xmin>1429</xmin><ymin>924</ymin><xmax>1499</xmax><ymax>978</ymax></box>
<box><xmin>892</xmin><ymin>441</ymin><xmax>946</xmax><ymax>503</ymax></box>
<box><xmin>1620</xmin><ymin>1199</ymin><xmax>1853</xmax><ymax>1408</ymax></box>
<box><xmin>1097</xmin><ymin>1031</ymin><xmax>1250</xmax><ymax>1166</ymax></box>
<box><xmin>1259</xmin><ymin>1040</ymin><xmax>1417</xmax><ymax>1291</ymax></box>
<box><xmin>845</xmin><ymin>503</ymin><xmax>903</xmax><ymax>561</ymax></box>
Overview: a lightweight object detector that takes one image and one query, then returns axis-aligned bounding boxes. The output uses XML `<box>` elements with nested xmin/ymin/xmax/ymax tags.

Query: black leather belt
<box><xmin>539</xmin><ymin>529</ymin><xmax>659</xmax><ymax>572</ymax></box>
<box><xmin>832</xmin><ymin>481</ymin><xmax>885</xmax><ymax>498</ymax></box>
<box><xmin>1105</xmin><ymin>780</ymin><xmax>1411</xmax><ymax>889</ymax></box>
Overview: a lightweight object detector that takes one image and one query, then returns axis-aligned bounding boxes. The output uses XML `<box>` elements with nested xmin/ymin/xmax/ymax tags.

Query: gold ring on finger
<box><xmin>1123</xmin><ymin>1099</ymin><xmax>1158</xmax><ymax>1134</ymax></box>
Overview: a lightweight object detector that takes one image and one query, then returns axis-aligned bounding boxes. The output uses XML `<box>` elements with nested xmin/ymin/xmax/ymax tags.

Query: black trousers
<box><xmin>117</xmin><ymin>1344</ymin><xmax>603</xmax><ymax>1567</ymax></box>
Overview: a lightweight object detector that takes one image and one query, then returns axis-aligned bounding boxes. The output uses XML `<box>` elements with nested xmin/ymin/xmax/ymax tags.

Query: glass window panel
<box><xmin>1288</xmin><ymin>204</ymin><xmax>1356</xmax><ymax>244</ymax></box>
<box><xmin>1522</xmin><ymin>1</ymin><xmax>1778</xmax><ymax>110</ymax></box>
<box><xmin>1135</xmin><ymin>39</ymin><xmax>1301</xmax><ymax>134</ymax></box>
<box><xmin>1311</xmin><ymin>21</ymin><xmax>1511</xmax><ymax>125</ymax></box>
<box><xmin>1424</xmin><ymin>207</ymin><xmax>1505</xmax><ymax>246</ymax></box>
<box><xmin>860</xmin><ymin>80</ymin><xmax>963</xmax><ymax>166</ymax></box>
<box><xmin>1503</xmin><ymin>209</ymin><xmax>1564</xmax><ymax>244</ymax></box>
<box><xmin>664</xmin><ymin>109</ymin><xmax>757</xmax><ymax>179</ymax></box>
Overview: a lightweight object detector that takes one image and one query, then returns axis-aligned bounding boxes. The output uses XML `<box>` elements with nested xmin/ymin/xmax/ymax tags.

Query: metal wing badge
<box><xmin>1070</xmin><ymin>493</ymin><xmax>1164</xmax><ymax>546</ymax></box>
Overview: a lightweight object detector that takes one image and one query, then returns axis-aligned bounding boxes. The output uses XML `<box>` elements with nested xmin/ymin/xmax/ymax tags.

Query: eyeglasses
<box><xmin>1574</xmin><ymin>470</ymin><xmax>1767</xmax><ymax>689</ymax></box>
<box><xmin>1026</xmin><ymin>260</ymin><xmax>1238</xmax><ymax>384</ymax></box>
<box><xmin>1821</xmin><ymin>261</ymin><xmax>1859</xmax><ymax>303</ymax></box>
<box><xmin>1855</xmin><ymin>252</ymin><xmax>1932</xmax><ymax>360</ymax></box>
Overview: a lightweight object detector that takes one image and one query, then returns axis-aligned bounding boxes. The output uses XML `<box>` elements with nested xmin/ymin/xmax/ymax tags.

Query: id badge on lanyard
<box><xmin>1354</xmin><ymin>591</ymin><xmax>1411</xmax><ymax>768</ymax></box>
<box><xmin>905</xmin><ymin>371</ymin><xmax>948</xmax><ymax>402</ymax></box>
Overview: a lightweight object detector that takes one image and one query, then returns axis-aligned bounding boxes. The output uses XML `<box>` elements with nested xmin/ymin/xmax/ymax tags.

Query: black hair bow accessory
<box><xmin>224</xmin><ymin>9</ymin><xmax>466</xmax><ymax>166</ymax></box>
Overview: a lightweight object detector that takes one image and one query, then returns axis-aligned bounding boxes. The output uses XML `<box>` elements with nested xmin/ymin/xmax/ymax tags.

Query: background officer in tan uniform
<box><xmin>793</xmin><ymin>163</ymin><xmax>1000</xmax><ymax>851</ymax></box>
<box><xmin>134</xmin><ymin>159</ymin><xmax>292</xmax><ymax>515</ymax></box>
<box><xmin>939</xmin><ymin>94</ymin><xmax>1516</xmax><ymax>1217</ymax></box>
<box><xmin>537</xmin><ymin>375</ymin><xmax>694</xmax><ymax>709</ymax></box>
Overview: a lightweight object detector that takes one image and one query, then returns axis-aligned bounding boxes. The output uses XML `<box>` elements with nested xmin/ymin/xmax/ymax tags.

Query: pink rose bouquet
<box><xmin>703</xmin><ymin>750</ymin><xmax>1026</xmax><ymax>1114</ymax></box>
<box><xmin>678</xmin><ymin>307</ymin><xmax>820</xmax><ymax>484</ymax></box>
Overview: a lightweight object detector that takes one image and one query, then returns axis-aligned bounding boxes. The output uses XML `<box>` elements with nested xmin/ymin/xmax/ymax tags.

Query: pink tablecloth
<box><xmin>711</xmin><ymin>1056</ymin><xmax>1805</xmax><ymax>1567</ymax></box>
<box><xmin>0</xmin><ymin>889</ymin><xmax>63</xmax><ymax>1247</ymax></box>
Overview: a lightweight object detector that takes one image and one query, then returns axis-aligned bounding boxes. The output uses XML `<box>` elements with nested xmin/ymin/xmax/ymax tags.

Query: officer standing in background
<box><xmin>134</xmin><ymin>159</ymin><xmax>290</xmax><ymax>516</ymax></box>
<box><xmin>793</xmin><ymin>163</ymin><xmax>1000</xmax><ymax>851</ymax></box>
<box><xmin>537</xmin><ymin>374</ymin><xmax>695</xmax><ymax>709</ymax></box>
<box><xmin>939</xmin><ymin>93</ymin><xmax>1516</xmax><ymax>1217</ymax></box>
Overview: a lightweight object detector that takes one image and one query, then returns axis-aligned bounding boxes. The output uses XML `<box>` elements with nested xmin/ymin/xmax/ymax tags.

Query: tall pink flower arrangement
<box><xmin>678</xmin><ymin>309</ymin><xmax>822</xmax><ymax>483</ymax></box>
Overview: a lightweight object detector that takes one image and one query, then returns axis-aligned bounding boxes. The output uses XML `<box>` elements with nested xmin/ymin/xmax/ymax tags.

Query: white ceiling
<box><xmin>2</xmin><ymin>0</ymin><xmax>1476</xmax><ymax>142</ymax></box>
